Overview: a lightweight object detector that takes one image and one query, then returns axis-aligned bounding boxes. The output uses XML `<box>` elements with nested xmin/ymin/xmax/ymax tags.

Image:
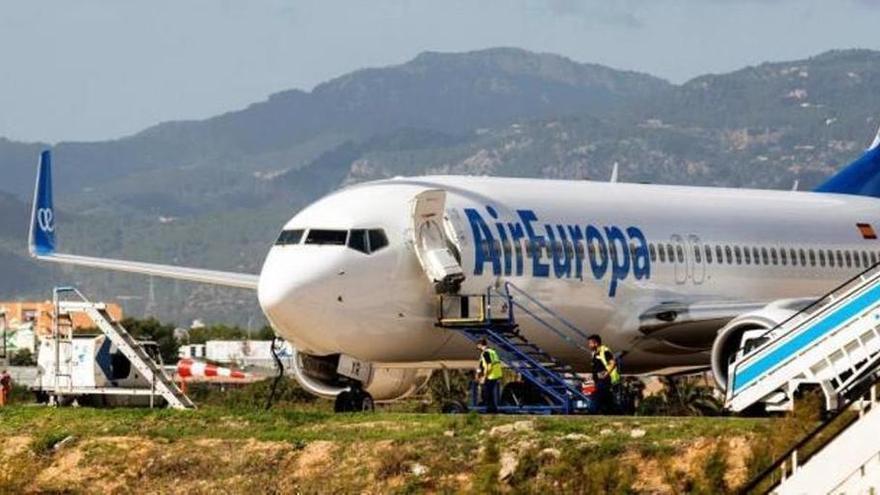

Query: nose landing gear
<box><xmin>334</xmin><ymin>384</ymin><xmax>375</xmax><ymax>413</ymax></box>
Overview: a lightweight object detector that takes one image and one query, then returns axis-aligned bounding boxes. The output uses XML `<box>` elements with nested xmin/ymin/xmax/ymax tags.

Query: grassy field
<box><xmin>0</xmin><ymin>399</ymin><xmax>799</xmax><ymax>495</ymax></box>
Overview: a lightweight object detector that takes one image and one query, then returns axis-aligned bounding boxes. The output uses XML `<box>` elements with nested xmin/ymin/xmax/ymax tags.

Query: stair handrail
<box><xmin>828</xmin><ymin>450</ymin><xmax>880</xmax><ymax>494</ymax></box>
<box><xmin>739</xmin><ymin>371</ymin><xmax>880</xmax><ymax>494</ymax></box>
<box><xmin>727</xmin><ymin>261</ymin><xmax>880</xmax><ymax>400</ymax></box>
<box><xmin>493</xmin><ymin>282</ymin><xmax>591</xmax><ymax>354</ymax></box>
<box><xmin>479</xmin><ymin>326</ymin><xmax>575</xmax><ymax>405</ymax></box>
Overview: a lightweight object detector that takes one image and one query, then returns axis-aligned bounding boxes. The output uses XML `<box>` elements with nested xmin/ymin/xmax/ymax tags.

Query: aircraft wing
<box><xmin>28</xmin><ymin>151</ymin><xmax>259</xmax><ymax>291</ymax></box>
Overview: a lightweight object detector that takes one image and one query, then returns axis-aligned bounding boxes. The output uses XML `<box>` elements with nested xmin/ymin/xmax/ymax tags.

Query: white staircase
<box><xmin>54</xmin><ymin>287</ymin><xmax>195</xmax><ymax>410</ymax></box>
<box><xmin>725</xmin><ymin>264</ymin><xmax>880</xmax><ymax>413</ymax></box>
<box><xmin>756</xmin><ymin>383</ymin><xmax>880</xmax><ymax>494</ymax></box>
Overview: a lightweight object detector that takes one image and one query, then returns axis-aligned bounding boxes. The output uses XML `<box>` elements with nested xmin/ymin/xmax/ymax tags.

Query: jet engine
<box><xmin>290</xmin><ymin>348</ymin><xmax>432</xmax><ymax>402</ymax></box>
<box><xmin>710</xmin><ymin>298</ymin><xmax>812</xmax><ymax>391</ymax></box>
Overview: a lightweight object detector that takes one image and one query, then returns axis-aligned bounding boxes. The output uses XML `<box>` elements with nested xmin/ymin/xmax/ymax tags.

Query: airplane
<box><xmin>27</xmin><ymin>124</ymin><xmax>880</xmax><ymax>411</ymax></box>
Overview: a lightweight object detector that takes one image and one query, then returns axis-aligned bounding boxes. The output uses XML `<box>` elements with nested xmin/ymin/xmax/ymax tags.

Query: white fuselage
<box><xmin>257</xmin><ymin>176</ymin><xmax>880</xmax><ymax>372</ymax></box>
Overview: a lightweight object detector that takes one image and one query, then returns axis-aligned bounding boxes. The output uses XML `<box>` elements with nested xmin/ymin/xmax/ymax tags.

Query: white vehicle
<box><xmin>32</xmin><ymin>334</ymin><xmax>166</xmax><ymax>407</ymax></box>
<box><xmin>26</xmin><ymin>125</ymin><xmax>880</xmax><ymax>409</ymax></box>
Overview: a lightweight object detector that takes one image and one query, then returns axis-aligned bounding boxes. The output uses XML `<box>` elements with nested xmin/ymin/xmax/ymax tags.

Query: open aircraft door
<box><xmin>410</xmin><ymin>190</ymin><xmax>466</xmax><ymax>294</ymax></box>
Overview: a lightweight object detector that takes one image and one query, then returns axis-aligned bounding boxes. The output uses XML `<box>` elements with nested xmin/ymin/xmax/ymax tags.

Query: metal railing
<box><xmin>828</xmin><ymin>449</ymin><xmax>880</xmax><ymax>493</ymax></box>
<box><xmin>740</xmin><ymin>372</ymin><xmax>880</xmax><ymax>494</ymax></box>
<box><xmin>437</xmin><ymin>282</ymin><xmax>592</xmax><ymax>354</ymax></box>
<box><xmin>727</xmin><ymin>260</ymin><xmax>880</xmax><ymax>402</ymax></box>
<box><xmin>496</xmin><ymin>282</ymin><xmax>591</xmax><ymax>354</ymax></box>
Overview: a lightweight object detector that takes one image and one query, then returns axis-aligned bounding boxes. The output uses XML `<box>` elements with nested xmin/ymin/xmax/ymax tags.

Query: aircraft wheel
<box><xmin>334</xmin><ymin>391</ymin><xmax>354</xmax><ymax>413</ymax></box>
<box><xmin>357</xmin><ymin>391</ymin><xmax>375</xmax><ymax>412</ymax></box>
<box><xmin>441</xmin><ymin>400</ymin><xmax>468</xmax><ymax>414</ymax></box>
<box><xmin>501</xmin><ymin>382</ymin><xmax>549</xmax><ymax>407</ymax></box>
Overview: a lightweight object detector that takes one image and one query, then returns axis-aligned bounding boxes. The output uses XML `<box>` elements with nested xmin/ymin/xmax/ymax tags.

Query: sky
<box><xmin>1</xmin><ymin>0</ymin><xmax>879</xmax><ymax>143</ymax></box>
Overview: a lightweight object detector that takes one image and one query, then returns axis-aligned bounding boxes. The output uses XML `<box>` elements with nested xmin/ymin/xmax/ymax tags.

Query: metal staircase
<box><xmin>438</xmin><ymin>282</ymin><xmax>594</xmax><ymax>414</ymax></box>
<box><xmin>52</xmin><ymin>287</ymin><xmax>195</xmax><ymax>410</ymax></box>
<box><xmin>725</xmin><ymin>262</ymin><xmax>880</xmax><ymax>413</ymax></box>
<box><xmin>741</xmin><ymin>373</ymin><xmax>880</xmax><ymax>494</ymax></box>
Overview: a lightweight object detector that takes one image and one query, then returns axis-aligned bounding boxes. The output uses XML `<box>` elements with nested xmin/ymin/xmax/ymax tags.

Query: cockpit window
<box><xmin>348</xmin><ymin>229</ymin><xmax>369</xmax><ymax>254</ymax></box>
<box><xmin>368</xmin><ymin>229</ymin><xmax>389</xmax><ymax>252</ymax></box>
<box><xmin>347</xmin><ymin>228</ymin><xmax>389</xmax><ymax>254</ymax></box>
<box><xmin>275</xmin><ymin>229</ymin><xmax>304</xmax><ymax>246</ymax></box>
<box><xmin>305</xmin><ymin>229</ymin><xmax>348</xmax><ymax>245</ymax></box>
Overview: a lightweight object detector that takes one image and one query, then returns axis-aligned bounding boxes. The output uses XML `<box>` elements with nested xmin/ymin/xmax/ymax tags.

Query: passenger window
<box><xmin>553</xmin><ymin>241</ymin><xmax>563</xmax><ymax>258</ymax></box>
<box><xmin>809</xmin><ymin>249</ymin><xmax>816</xmax><ymax>266</ymax></box>
<box><xmin>837</xmin><ymin>250</ymin><xmax>844</xmax><ymax>267</ymax></box>
<box><xmin>829</xmin><ymin>250</ymin><xmax>836</xmax><ymax>267</ymax></box>
<box><xmin>819</xmin><ymin>250</ymin><xmax>826</xmax><ymax>267</ymax></box>
<box><xmin>649</xmin><ymin>244</ymin><xmax>657</xmax><ymax>262</ymax></box>
<box><xmin>368</xmin><ymin>229</ymin><xmax>389</xmax><ymax>252</ymax></box>
<box><xmin>743</xmin><ymin>246</ymin><xmax>751</xmax><ymax>264</ymax></box>
<box><xmin>862</xmin><ymin>251</ymin><xmax>869</xmax><ymax>267</ymax></box>
<box><xmin>658</xmin><ymin>244</ymin><xmax>666</xmax><ymax>263</ymax></box>
<box><xmin>716</xmin><ymin>245</ymin><xmax>723</xmax><ymax>262</ymax></box>
<box><xmin>676</xmin><ymin>245</ymin><xmax>684</xmax><ymax>263</ymax></box>
<box><xmin>871</xmin><ymin>252</ymin><xmax>878</xmax><ymax>266</ymax></box>
<box><xmin>845</xmin><ymin>251</ymin><xmax>852</xmax><ymax>267</ymax></box>
<box><xmin>734</xmin><ymin>246</ymin><xmax>742</xmax><ymax>265</ymax></box>
<box><xmin>853</xmin><ymin>250</ymin><xmax>861</xmax><ymax>268</ymax></box>
<box><xmin>348</xmin><ymin>229</ymin><xmax>369</xmax><ymax>254</ymax></box>
<box><xmin>666</xmin><ymin>244</ymin><xmax>675</xmax><ymax>262</ymax></box>
<box><xmin>275</xmin><ymin>229</ymin><xmax>305</xmax><ymax>246</ymax></box>
<box><xmin>725</xmin><ymin>246</ymin><xmax>732</xmax><ymax>264</ymax></box>
<box><xmin>305</xmin><ymin>229</ymin><xmax>347</xmax><ymax>245</ymax></box>
<box><xmin>780</xmin><ymin>248</ymin><xmax>788</xmax><ymax>266</ymax></box>
<box><xmin>693</xmin><ymin>245</ymin><xmax>702</xmax><ymax>263</ymax></box>
<box><xmin>761</xmin><ymin>247</ymin><xmax>769</xmax><ymax>265</ymax></box>
<box><xmin>705</xmin><ymin>245</ymin><xmax>713</xmax><ymax>264</ymax></box>
<box><xmin>770</xmin><ymin>248</ymin><xmax>778</xmax><ymax>265</ymax></box>
<box><xmin>799</xmin><ymin>249</ymin><xmax>806</xmax><ymax>266</ymax></box>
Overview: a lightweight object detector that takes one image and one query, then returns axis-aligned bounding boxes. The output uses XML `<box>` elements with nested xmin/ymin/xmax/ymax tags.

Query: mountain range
<box><xmin>1</xmin><ymin>47</ymin><xmax>879</xmax><ymax>326</ymax></box>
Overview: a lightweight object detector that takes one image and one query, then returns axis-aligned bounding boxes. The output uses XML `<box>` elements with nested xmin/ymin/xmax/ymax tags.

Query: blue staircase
<box><xmin>438</xmin><ymin>283</ymin><xmax>595</xmax><ymax>414</ymax></box>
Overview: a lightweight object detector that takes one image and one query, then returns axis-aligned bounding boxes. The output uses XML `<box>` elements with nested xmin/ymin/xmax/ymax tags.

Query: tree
<box><xmin>187</xmin><ymin>324</ymin><xmax>276</xmax><ymax>344</ymax></box>
<box><xmin>120</xmin><ymin>317</ymin><xmax>178</xmax><ymax>363</ymax></box>
<box><xmin>9</xmin><ymin>348</ymin><xmax>35</xmax><ymax>366</ymax></box>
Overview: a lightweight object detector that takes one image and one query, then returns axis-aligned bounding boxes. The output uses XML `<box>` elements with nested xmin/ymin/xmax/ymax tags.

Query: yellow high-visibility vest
<box><xmin>597</xmin><ymin>345</ymin><xmax>620</xmax><ymax>385</ymax></box>
<box><xmin>481</xmin><ymin>348</ymin><xmax>503</xmax><ymax>381</ymax></box>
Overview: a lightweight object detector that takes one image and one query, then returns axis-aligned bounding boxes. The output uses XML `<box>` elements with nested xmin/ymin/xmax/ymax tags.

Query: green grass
<box><xmin>0</xmin><ymin>404</ymin><xmax>787</xmax><ymax>494</ymax></box>
<box><xmin>0</xmin><ymin>405</ymin><xmax>774</xmax><ymax>445</ymax></box>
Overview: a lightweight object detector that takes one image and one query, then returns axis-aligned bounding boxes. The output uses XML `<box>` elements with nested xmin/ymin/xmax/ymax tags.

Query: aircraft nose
<box><xmin>257</xmin><ymin>247</ymin><xmax>342</xmax><ymax>355</ymax></box>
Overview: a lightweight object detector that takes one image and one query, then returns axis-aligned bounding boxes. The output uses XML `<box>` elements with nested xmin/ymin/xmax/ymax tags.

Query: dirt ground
<box><xmin>0</xmin><ymin>407</ymin><xmax>773</xmax><ymax>494</ymax></box>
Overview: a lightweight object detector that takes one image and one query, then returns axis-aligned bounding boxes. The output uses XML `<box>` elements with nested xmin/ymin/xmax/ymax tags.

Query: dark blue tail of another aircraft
<box><xmin>814</xmin><ymin>126</ymin><xmax>880</xmax><ymax>198</ymax></box>
<box><xmin>29</xmin><ymin>150</ymin><xmax>55</xmax><ymax>256</ymax></box>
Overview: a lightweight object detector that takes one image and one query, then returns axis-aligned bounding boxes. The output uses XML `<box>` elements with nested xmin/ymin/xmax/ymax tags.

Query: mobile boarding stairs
<box><xmin>437</xmin><ymin>282</ymin><xmax>599</xmax><ymax>415</ymax></box>
<box><xmin>725</xmin><ymin>262</ymin><xmax>880</xmax><ymax>414</ymax></box>
<box><xmin>42</xmin><ymin>287</ymin><xmax>194</xmax><ymax>410</ymax></box>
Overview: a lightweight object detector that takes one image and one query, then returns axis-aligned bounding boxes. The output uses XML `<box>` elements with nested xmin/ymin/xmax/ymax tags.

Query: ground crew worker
<box><xmin>476</xmin><ymin>338</ymin><xmax>502</xmax><ymax>413</ymax></box>
<box><xmin>0</xmin><ymin>369</ymin><xmax>11</xmax><ymax>407</ymax></box>
<box><xmin>587</xmin><ymin>334</ymin><xmax>620</xmax><ymax>414</ymax></box>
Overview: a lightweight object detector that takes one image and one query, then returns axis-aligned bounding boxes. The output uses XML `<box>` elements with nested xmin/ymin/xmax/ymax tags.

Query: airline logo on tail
<box><xmin>37</xmin><ymin>208</ymin><xmax>54</xmax><ymax>233</ymax></box>
<box><xmin>29</xmin><ymin>150</ymin><xmax>56</xmax><ymax>256</ymax></box>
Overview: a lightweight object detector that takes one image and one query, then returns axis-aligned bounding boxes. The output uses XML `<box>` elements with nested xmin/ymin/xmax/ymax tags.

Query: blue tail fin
<box><xmin>814</xmin><ymin>125</ymin><xmax>880</xmax><ymax>198</ymax></box>
<box><xmin>29</xmin><ymin>150</ymin><xmax>56</xmax><ymax>256</ymax></box>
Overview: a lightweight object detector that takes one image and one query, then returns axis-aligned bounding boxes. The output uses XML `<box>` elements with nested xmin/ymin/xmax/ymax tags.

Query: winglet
<box><xmin>29</xmin><ymin>150</ymin><xmax>56</xmax><ymax>256</ymax></box>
